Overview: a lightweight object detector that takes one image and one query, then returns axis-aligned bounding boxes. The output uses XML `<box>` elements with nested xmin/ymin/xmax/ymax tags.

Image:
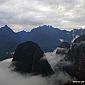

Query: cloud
<box><xmin>0</xmin><ymin>58</ymin><xmax>48</xmax><ymax>85</ymax></box>
<box><xmin>0</xmin><ymin>0</ymin><xmax>85</xmax><ymax>31</ymax></box>
<box><xmin>0</xmin><ymin>49</ymin><xmax>73</xmax><ymax>85</ymax></box>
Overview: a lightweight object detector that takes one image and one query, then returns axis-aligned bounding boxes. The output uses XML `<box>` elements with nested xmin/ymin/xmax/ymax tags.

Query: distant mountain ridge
<box><xmin>0</xmin><ymin>25</ymin><xmax>18</xmax><ymax>60</ymax></box>
<box><xmin>0</xmin><ymin>25</ymin><xmax>85</xmax><ymax>60</ymax></box>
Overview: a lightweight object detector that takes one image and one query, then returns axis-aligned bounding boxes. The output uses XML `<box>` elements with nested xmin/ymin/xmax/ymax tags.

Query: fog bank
<box><xmin>0</xmin><ymin>48</ymin><xmax>73</xmax><ymax>85</ymax></box>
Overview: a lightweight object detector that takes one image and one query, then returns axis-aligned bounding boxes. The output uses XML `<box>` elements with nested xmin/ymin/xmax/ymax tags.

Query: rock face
<box><xmin>73</xmin><ymin>35</ymin><xmax>85</xmax><ymax>43</ymax></box>
<box><xmin>0</xmin><ymin>25</ymin><xmax>18</xmax><ymax>60</ymax></box>
<box><xmin>67</xmin><ymin>35</ymin><xmax>85</xmax><ymax>80</ymax></box>
<box><xmin>56</xmin><ymin>42</ymin><xmax>70</xmax><ymax>55</ymax></box>
<box><xmin>56</xmin><ymin>47</ymin><xmax>68</xmax><ymax>55</ymax></box>
<box><xmin>59</xmin><ymin>42</ymin><xmax>70</xmax><ymax>49</ymax></box>
<box><xmin>12</xmin><ymin>41</ymin><xmax>54</xmax><ymax>76</ymax></box>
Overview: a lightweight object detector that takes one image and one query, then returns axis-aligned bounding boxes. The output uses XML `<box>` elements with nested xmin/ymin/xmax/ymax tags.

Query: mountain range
<box><xmin>0</xmin><ymin>25</ymin><xmax>85</xmax><ymax>60</ymax></box>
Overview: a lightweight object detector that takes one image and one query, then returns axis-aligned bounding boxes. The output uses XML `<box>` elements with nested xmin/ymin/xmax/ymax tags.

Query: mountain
<box><xmin>0</xmin><ymin>25</ymin><xmax>18</xmax><ymax>60</ymax></box>
<box><xmin>12</xmin><ymin>41</ymin><xmax>54</xmax><ymax>76</ymax></box>
<box><xmin>18</xmin><ymin>25</ymin><xmax>73</xmax><ymax>51</ymax></box>
<box><xmin>67</xmin><ymin>35</ymin><xmax>85</xmax><ymax>80</ymax></box>
<box><xmin>73</xmin><ymin>35</ymin><xmax>85</xmax><ymax>43</ymax></box>
<box><xmin>0</xmin><ymin>25</ymin><xmax>85</xmax><ymax>60</ymax></box>
<box><xmin>17</xmin><ymin>30</ymin><xmax>30</xmax><ymax>42</ymax></box>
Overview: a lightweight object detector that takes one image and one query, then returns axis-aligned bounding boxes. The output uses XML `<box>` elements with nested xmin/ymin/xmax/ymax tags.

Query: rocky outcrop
<box><xmin>59</xmin><ymin>42</ymin><xmax>70</xmax><ymax>49</ymax></box>
<box><xmin>67</xmin><ymin>35</ymin><xmax>85</xmax><ymax>80</ymax></box>
<box><xmin>73</xmin><ymin>35</ymin><xmax>85</xmax><ymax>43</ymax></box>
<box><xmin>12</xmin><ymin>41</ymin><xmax>54</xmax><ymax>76</ymax></box>
<box><xmin>56</xmin><ymin>47</ymin><xmax>68</xmax><ymax>55</ymax></box>
<box><xmin>56</xmin><ymin>42</ymin><xmax>70</xmax><ymax>55</ymax></box>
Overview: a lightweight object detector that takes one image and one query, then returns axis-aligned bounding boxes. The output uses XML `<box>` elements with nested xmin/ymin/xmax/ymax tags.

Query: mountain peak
<box><xmin>0</xmin><ymin>25</ymin><xmax>14</xmax><ymax>33</ymax></box>
<box><xmin>4</xmin><ymin>25</ymin><xmax>9</xmax><ymax>28</ymax></box>
<box><xmin>1</xmin><ymin>25</ymin><xmax>10</xmax><ymax>29</ymax></box>
<box><xmin>20</xmin><ymin>30</ymin><xmax>27</xmax><ymax>33</ymax></box>
<box><xmin>39</xmin><ymin>25</ymin><xmax>54</xmax><ymax>29</ymax></box>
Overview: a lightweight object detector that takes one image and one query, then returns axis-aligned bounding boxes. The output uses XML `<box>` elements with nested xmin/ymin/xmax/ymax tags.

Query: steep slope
<box><xmin>0</xmin><ymin>25</ymin><xmax>18</xmax><ymax>60</ymax></box>
<box><xmin>29</xmin><ymin>25</ymin><xmax>72</xmax><ymax>51</ymax></box>
<box><xmin>12</xmin><ymin>41</ymin><xmax>54</xmax><ymax>76</ymax></box>
<box><xmin>17</xmin><ymin>30</ymin><xmax>30</xmax><ymax>42</ymax></box>
<box><xmin>1</xmin><ymin>25</ymin><xmax>85</xmax><ymax>60</ymax></box>
<box><xmin>67</xmin><ymin>35</ymin><xmax>85</xmax><ymax>80</ymax></box>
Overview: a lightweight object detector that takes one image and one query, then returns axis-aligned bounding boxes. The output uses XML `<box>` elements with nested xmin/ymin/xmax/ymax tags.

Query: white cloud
<box><xmin>0</xmin><ymin>0</ymin><xmax>85</xmax><ymax>31</ymax></box>
<box><xmin>0</xmin><ymin>58</ymin><xmax>48</xmax><ymax>85</ymax></box>
<box><xmin>0</xmin><ymin>49</ymin><xmax>73</xmax><ymax>85</ymax></box>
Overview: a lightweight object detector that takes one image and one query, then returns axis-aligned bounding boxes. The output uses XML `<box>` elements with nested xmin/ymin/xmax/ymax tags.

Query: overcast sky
<box><xmin>0</xmin><ymin>0</ymin><xmax>85</xmax><ymax>31</ymax></box>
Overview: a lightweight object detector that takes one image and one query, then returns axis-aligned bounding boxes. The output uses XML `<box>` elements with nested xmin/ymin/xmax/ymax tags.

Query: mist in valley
<box><xmin>0</xmin><ymin>48</ymin><xmax>73</xmax><ymax>85</ymax></box>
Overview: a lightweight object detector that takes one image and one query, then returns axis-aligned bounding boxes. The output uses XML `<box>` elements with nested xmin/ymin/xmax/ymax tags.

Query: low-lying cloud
<box><xmin>0</xmin><ymin>59</ymin><xmax>48</xmax><ymax>85</ymax></box>
<box><xmin>0</xmin><ymin>48</ymin><xmax>73</xmax><ymax>85</ymax></box>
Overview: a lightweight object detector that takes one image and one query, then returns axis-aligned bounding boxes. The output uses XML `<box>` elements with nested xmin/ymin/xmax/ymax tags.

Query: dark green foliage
<box><xmin>12</xmin><ymin>41</ymin><xmax>54</xmax><ymax>76</ymax></box>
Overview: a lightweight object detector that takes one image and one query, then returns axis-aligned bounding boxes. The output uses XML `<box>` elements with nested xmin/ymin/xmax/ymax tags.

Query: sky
<box><xmin>0</xmin><ymin>0</ymin><xmax>85</xmax><ymax>32</ymax></box>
